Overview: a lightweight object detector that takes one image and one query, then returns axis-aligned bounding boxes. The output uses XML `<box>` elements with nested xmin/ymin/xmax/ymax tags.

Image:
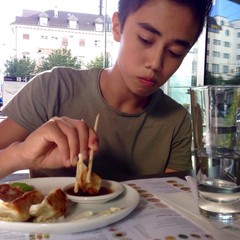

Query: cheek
<box><xmin>119</xmin><ymin>42</ymin><xmax>143</xmax><ymax>66</ymax></box>
<box><xmin>161</xmin><ymin>58</ymin><xmax>184</xmax><ymax>81</ymax></box>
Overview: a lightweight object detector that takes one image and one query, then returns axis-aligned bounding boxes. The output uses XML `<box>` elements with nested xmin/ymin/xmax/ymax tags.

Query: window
<box><xmin>212</xmin><ymin>64</ymin><xmax>220</xmax><ymax>74</ymax></box>
<box><xmin>39</xmin><ymin>13</ymin><xmax>49</xmax><ymax>26</ymax></box>
<box><xmin>213</xmin><ymin>39</ymin><xmax>221</xmax><ymax>45</ymax></box>
<box><xmin>224</xmin><ymin>42</ymin><xmax>230</xmax><ymax>48</ymax></box>
<box><xmin>23</xmin><ymin>34</ymin><xmax>29</xmax><ymax>40</ymax></box>
<box><xmin>213</xmin><ymin>51</ymin><xmax>220</xmax><ymax>57</ymax></box>
<box><xmin>94</xmin><ymin>40</ymin><xmax>101</xmax><ymax>47</ymax></box>
<box><xmin>223</xmin><ymin>53</ymin><xmax>230</xmax><ymax>59</ymax></box>
<box><xmin>62</xmin><ymin>37</ymin><xmax>68</xmax><ymax>47</ymax></box>
<box><xmin>225</xmin><ymin>29</ymin><xmax>230</xmax><ymax>36</ymax></box>
<box><xmin>79</xmin><ymin>39</ymin><xmax>85</xmax><ymax>47</ymax></box>
<box><xmin>69</xmin><ymin>20</ymin><xmax>78</xmax><ymax>29</ymax></box>
<box><xmin>223</xmin><ymin>65</ymin><xmax>229</xmax><ymax>74</ymax></box>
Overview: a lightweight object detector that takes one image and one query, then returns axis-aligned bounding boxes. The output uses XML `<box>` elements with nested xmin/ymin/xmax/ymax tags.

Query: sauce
<box><xmin>65</xmin><ymin>186</ymin><xmax>112</xmax><ymax>197</ymax></box>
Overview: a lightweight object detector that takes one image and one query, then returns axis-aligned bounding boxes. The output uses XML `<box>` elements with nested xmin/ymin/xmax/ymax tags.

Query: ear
<box><xmin>112</xmin><ymin>12</ymin><xmax>121</xmax><ymax>42</ymax></box>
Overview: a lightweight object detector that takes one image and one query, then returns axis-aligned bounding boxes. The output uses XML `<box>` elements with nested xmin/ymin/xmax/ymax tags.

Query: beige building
<box><xmin>10</xmin><ymin>8</ymin><xmax>115</xmax><ymax>68</ymax></box>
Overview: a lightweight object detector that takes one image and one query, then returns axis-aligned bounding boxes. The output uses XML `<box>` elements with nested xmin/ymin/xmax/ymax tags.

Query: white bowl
<box><xmin>63</xmin><ymin>179</ymin><xmax>124</xmax><ymax>204</ymax></box>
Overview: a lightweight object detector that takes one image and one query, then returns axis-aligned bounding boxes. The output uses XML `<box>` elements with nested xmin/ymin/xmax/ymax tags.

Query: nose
<box><xmin>144</xmin><ymin>49</ymin><xmax>163</xmax><ymax>71</ymax></box>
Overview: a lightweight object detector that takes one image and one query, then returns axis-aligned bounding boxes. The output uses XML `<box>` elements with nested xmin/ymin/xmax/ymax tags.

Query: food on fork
<box><xmin>74</xmin><ymin>153</ymin><xmax>101</xmax><ymax>194</ymax></box>
<box><xmin>74</xmin><ymin>114</ymin><xmax>101</xmax><ymax>195</ymax></box>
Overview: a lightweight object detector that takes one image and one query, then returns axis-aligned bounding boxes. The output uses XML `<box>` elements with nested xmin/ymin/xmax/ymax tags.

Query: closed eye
<box><xmin>138</xmin><ymin>36</ymin><xmax>153</xmax><ymax>45</ymax></box>
<box><xmin>168</xmin><ymin>50</ymin><xmax>184</xmax><ymax>58</ymax></box>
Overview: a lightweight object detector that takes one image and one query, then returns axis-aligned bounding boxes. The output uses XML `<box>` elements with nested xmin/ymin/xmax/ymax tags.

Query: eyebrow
<box><xmin>138</xmin><ymin>22</ymin><xmax>191</xmax><ymax>49</ymax></box>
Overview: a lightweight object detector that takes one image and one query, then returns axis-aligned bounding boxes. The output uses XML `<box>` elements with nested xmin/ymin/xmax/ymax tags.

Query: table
<box><xmin>0</xmin><ymin>171</ymin><xmax>239</xmax><ymax>240</ymax></box>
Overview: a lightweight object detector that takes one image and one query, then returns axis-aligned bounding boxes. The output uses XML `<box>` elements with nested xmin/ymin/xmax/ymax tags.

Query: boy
<box><xmin>0</xmin><ymin>0</ymin><xmax>212</xmax><ymax>180</ymax></box>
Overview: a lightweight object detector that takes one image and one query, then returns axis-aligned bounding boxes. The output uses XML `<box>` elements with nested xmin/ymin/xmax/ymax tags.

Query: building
<box><xmin>10</xmin><ymin>7</ymin><xmax>114</xmax><ymax>68</ymax></box>
<box><xmin>206</xmin><ymin>15</ymin><xmax>240</xmax><ymax>79</ymax></box>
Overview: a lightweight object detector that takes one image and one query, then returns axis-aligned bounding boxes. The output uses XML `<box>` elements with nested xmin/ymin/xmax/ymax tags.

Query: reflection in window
<box><xmin>205</xmin><ymin>0</ymin><xmax>240</xmax><ymax>85</ymax></box>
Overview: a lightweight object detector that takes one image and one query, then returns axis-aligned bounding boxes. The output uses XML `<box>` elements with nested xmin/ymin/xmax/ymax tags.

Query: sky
<box><xmin>211</xmin><ymin>0</ymin><xmax>240</xmax><ymax>20</ymax></box>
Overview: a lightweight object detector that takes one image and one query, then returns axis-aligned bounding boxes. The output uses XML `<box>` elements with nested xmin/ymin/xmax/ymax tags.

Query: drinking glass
<box><xmin>190</xmin><ymin>85</ymin><xmax>240</xmax><ymax>222</ymax></box>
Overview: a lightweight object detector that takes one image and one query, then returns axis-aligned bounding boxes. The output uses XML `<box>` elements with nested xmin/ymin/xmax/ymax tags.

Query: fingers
<box><xmin>48</xmin><ymin>116</ymin><xmax>99</xmax><ymax>165</ymax></box>
<box><xmin>47</xmin><ymin>117</ymin><xmax>80</xmax><ymax>166</ymax></box>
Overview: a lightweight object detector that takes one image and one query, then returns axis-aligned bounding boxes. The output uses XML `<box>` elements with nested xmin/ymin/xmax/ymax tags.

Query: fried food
<box><xmin>0</xmin><ymin>183</ymin><xmax>67</xmax><ymax>222</ymax></box>
<box><xmin>29</xmin><ymin>188</ymin><xmax>67</xmax><ymax>222</ymax></box>
<box><xmin>75</xmin><ymin>153</ymin><xmax>101</xmax><ymax>194</ymax></box>
<box><xmin>0</xmin><ymin>189</ymin><xmax>44</xmax><ymax>222</ymax></box>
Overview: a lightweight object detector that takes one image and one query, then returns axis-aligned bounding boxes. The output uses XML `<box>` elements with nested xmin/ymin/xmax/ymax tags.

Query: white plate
<box><xmin>0</xmin><ymin>177</ymin><xmax>140</xmax><ymax>234</ymax></box>
<box><xmin>63</xmin><ymin>179</ymin><xmax>124</xmax><ymax>204</ymax></box>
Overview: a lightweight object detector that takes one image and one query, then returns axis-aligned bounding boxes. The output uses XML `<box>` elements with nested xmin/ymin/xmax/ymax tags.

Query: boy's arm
<box><xmin>0</xmin><ymin>117</ymin><xmax>29</xmax><ymax>149</ymax></box>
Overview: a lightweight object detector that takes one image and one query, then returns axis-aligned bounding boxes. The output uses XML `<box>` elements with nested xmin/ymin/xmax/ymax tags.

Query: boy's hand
<box><xmin>18</xmin><ymin>117</ymin><xmax>99</xmax><ymax>170</ymax></box>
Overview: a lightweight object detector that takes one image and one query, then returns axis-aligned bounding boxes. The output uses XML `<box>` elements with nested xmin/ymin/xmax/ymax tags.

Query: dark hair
<box><xmin>118</xmin><ymin>0</ymin><xmax>213</xmax><ymax>41</ymax></box>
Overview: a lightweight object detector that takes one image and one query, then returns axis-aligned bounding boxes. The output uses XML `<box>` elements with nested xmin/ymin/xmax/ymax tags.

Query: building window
<box><xmin>237</xmin><ymin>32</ymin><xmax>240</xmax><ymax>38</ymax></box>
<box><xmin>94</xmin><ymin>40</ymin><xmax>101</xmax><ymax>47</ymax></box>
<box><xmin>223</xmin><ymin>65</ymin><xmax>229</xmax><ymax>74</ymax></box>
<box><xmin>212</xmin><ymin>64</ymin><xmax>220</xmax><ymax>74</ymax></box>
<box><xmin>225</xmin><ymin>29</ymin><xmax>230</xmax><ymax>36</ymax></box>
<box><xmin>223</xmin><ymin>53</ymin><xmax>230</xmax><ymax>59</ymax></box>
<box><xmin>41</xmin><ymin>35</ymin><xmax>48</xmax><ymax>40</ymax></box>
<box><xmin>213</xmin><ymin>51</ymin><xmax>220</xmax><ymax>57</ymax></box>
<box><xmin>213</xmin><ymin>39</ymin><xmax>221</xmax><ymax>45</ymax></box>
<box><xmin>23</xmin><ymin>34</ymin><xmax>29</xmax><ymax>40</ymax></box>
<box><xmin>237</xmin><ymin>55</ymin><xmax>240</xmax><ymax>61</ymax></box>
<box><xmin>224</xmin><ymin>42</ymin><xmax>230</xmax><ymax>48</ymax></box>
<box><xmin>62</xmin><ymin>37</ymin><xmax>68</xmax><ymax>47</ymax></box>
<box><xmin>79</xmin><ymin>39</ymin><xmax>85</xmax><ymax>47</ymax></box>
<box><xmin>39</xmin><ymin>17</ymin><xmax>48</xmax><ymax>27</ymax></box>
<box><xmin>69</xmin><ymin>20</ymin><xmax>77</xmax><ymax>29</ymax></box>
<box><xmin>237</xmin><ymin>44</ymin><xmax>240</xmax><ymax>49</ymax></box>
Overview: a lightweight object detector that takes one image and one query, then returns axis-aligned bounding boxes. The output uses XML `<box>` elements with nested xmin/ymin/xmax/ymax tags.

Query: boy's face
<box><xmin>113</xmin><ymin>0</ymin><xmax>200</xmax><ymax>97</ymax></box>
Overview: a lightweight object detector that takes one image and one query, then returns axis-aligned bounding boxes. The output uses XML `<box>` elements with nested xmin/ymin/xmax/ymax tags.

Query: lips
<box><xmin>138</xmin><ymin>77</ymin><xmax>156</xmax><ymax>87</ymax></box>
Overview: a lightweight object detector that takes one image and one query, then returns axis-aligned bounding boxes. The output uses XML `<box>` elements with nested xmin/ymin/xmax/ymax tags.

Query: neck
<box><xmin>99</xmin><ymin>69</ymin><xmax>151</xmax><ymax>114</ymax></box>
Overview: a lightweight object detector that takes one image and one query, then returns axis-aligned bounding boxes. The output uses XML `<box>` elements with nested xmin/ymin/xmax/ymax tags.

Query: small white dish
<box><xmin>63</xmin><ymin>179</ymin><xmax>124</xmax><ymax>204</ymax></box>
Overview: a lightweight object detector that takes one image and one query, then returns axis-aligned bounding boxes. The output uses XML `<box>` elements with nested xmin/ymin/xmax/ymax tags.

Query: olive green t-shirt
<box><xmin>3</xmin><ymin>67</ymin><xmax>192</xmax><ymax>180</ymax></box>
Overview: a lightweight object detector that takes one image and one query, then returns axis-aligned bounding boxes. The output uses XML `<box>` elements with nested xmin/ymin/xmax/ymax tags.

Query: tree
<box><xmin>4</xmin><ymin>57</ymin><xmax>36</xmax><ymax>79</ymax></box>
<box><xmin>85</xmin><ymin>55</ymin><xmax>109</xmax><ymax>69</ymax></box>
<box><xmin>205</xmin><ymin>71</ymin><xmax>240</xmax><ymax>85</ymax></box>
<box><xmin>37</xmin><ymin>48</ymin><xmax>82</xmax><ymax>72</ymax></box>
<box><xmin>205</xmin><ymin>71</ymin><xmax>224</xmax><ymax>85</ymax></box>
